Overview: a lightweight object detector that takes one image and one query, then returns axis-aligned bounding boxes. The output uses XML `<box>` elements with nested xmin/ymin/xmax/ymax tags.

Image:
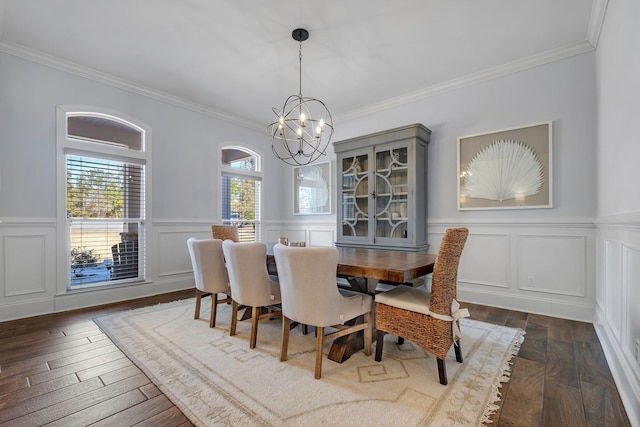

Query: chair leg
<box><xmin>194</xmin><ymin>289</ymin><xmax>202</xmax><ymax>320</ymax></box>
<box><xmin>314</xmin><ymin>326</ymin><xmax>324</xmax><ymax>379</ymax></box>
<box><xmin>375</xmin><ymin>330</ymin><xmax>386</xmax><ymax>362</ymax></box>
<box><xmin>250</xmin><ymin>305</ymin><xmax>259</xmax><ymax>349</ymax></box>
<box><xmin>437</xmin><ymin>358</ymin><xmax>448</xmax><ymax>385</ymax></box>
<box><xmin>230</xmin><ymin>300</ymin><xmax>238</xmax><ymax>336</ymax></box>
<box><xmin>281</xmin><ymin>316</ymin><xmax>290</xmax><ymax>362</ymax></box>
<box><xmin>363</xmin><ymin>312</ymin><xmax>372</xmax><ymax>356</ymax></box>
<box><xmin>454</xmin><ymin>339</ymin><xmax>463</xmax><ymax>363</ymax></box>
<box><xmin>209</xmin><ymin>293</ymin><xmax>217</xmax><ymax>328</ymax></box>
<box><xmin>302</xmin><ymin>324</ymin><xmax>309</xmax><ymax>335</ymax></box>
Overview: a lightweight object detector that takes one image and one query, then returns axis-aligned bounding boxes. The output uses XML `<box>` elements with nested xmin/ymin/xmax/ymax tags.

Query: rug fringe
<box><xmin>479</xmin><ymin>327</ymin><xmax>526</xmax><ymax>426</ymax></box>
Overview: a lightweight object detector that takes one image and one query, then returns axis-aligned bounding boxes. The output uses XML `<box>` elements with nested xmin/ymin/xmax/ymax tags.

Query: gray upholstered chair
<box><xmin>273</xmin><ymin>244</ymin><xmax>373</xmax><ymax>379</ymax></box>
<box><xmin>375</xmin><ymin>227</ymin><xmax>469</xmax><ymax>385</ymax></box>
<box><xmin>187</xmin><ymin>238</ymin><xmax>232</xmax><ymax>328</ymax></box>
<box><xmin>222</xmin><ymin>241</ymin><xmax>282</xmax><ymax>349</ymax></box>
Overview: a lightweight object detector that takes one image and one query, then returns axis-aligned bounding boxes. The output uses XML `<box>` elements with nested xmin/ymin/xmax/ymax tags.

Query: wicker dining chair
<box><xmin>374</xmin><ymin>227</ymin><xmax>469</xmax><ymax>385</ymax></box>
<box><xmin>187</xmin><ymin>238</ymin><xmax>232</xmax><ymax>328</ymax></box>
<box><xmin>211</xmin><ymin>225</ymin><xmax>240</xmax><ymax>242</ymax></box>
<box><xmin>222</xmin><ymin>241</ymin><xmax>282</xmax><ymax>349</ymax></box>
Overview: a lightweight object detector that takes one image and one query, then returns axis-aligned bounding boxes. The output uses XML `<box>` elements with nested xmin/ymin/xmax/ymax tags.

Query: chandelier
<box><xmin>269</xmin><ymin>28</ymin><xmax>334</xmax><ymax>166</ymax></box>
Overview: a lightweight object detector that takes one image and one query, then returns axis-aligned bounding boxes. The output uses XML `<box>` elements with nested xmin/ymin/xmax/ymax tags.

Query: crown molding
<box><xmin>0</xmin><ymin>40</ymin><xmax>265</xmax><ymax>132</ymax></box>
<box><xmin>336</xmin><ymin>40</ymin><xmax>595</xmax><ymax>123</ymax></box>
<box><xmin>586</xmin><ymin>0</ymin><xmax>609</xmax><ymax>48</ymax></box>
<box><xmin>2</xmin><ymin>34</ymin><xmax>597</xmax><ymax>130</ymax></box>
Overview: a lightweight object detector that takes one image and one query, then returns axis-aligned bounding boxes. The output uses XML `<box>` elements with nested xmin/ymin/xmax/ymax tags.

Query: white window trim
<box><xmin>56</xmin><ymin>105</ymin><xmax>152</xmax><ymax>294</ymax></box>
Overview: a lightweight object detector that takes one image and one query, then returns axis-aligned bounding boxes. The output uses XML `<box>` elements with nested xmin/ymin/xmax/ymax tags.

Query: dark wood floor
<box><xmin>0</xmin><ymin>291</ymin><xmax>631</xmax><ymax>426</ymax></box>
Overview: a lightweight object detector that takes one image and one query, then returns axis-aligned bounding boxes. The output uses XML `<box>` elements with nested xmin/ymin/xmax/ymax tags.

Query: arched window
<box><xmin>57</xmin><ymin>106</ymin><xmax>149</xmax><ymax>290</ymax></box>
<box><xmin>220</xmin><ymin>147</ymin><xmax>262</xmax><ymax>242</ymax></box>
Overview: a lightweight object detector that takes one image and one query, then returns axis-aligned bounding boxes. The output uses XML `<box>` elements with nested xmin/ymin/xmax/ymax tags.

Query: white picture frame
<box><xmin>293</xmin><ymin>161</ymin><xmax>332</xmax><ymax>215</ymax></box>
<box><xmin>457</xmin><ymin>121</ymin><xmax>553</xmax><ymax>210</ymax></box>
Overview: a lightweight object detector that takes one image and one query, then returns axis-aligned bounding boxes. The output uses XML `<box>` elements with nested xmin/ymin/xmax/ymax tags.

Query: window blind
<box><xmin>67</xmin><ymin>155</ymin><xmax>144</xmax><ymax>286</ymax></box>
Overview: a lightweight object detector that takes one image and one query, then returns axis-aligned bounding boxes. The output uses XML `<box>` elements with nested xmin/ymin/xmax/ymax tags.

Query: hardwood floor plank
<box><xmin>100</xmin><ymin>365</ymin><xmax>144</xmax><ymax>385</ymax></box>
<box><xmin>89</xmin><ymin>394</ymin><xmax>175</xmax><ymax>427</ymax></box>
<box><xmin>139</xmin><ymin>383</ymin><xmax>162</xmax><ymax>399</ymax></box>
<box><xmin>45</xmin><ymin>389</ymin><xmax>148</xmax><ymax>427</ymax></box>
<box><xmin>133</xmin><ymin>406</ymin><xmax>193</xmax><ymax>427</ymax></box>
<box><xmin>76</xmin><ymin>356</ymin><xmax>134</xmax><ymax>382</ymax></box>
<box><xmin>575</xmin><ymin>341</ymin><xmax>616</xmax><ymax>390</ymax></box>
<box><xmin>0</xmin><ymin>373</ymin><xmax>79</xmax><ymax>411</ymax></box>
<box><xmin>0</xmin><ymin>362</ymin><xmax>49</xmax><ymax>386</ymax></box>
<box><xmin>496</xmin><ymin>357</ymin><xmax>545</xmax><ymax>426</ymax></box>
<box><xmin>503</xmin><ymin>310</ymin><xmax>528</xmax><ymax>330</ymax></box>
<box><xmin>29</xmin><ymin>350</ymin><xmax>126</xmax><ymax>385</ymax></box>
<box><xmin>581</xmin><ymin>381</ymin><xmax>606</xmax><ymax>427</ymax></box>
<box><xmin>545</xmin><ymin>340</ymin><xmax>578</xmax><ymax>387</ymax></box>
<box><xmin>2</xmin><ymin>338</ymin><xmax>116</xmax><ymax>373</ymax></box>
<box><xmin>547</xmin><ymin>317</ymin><xmax>573</xmax><ymax>343</ymax></box>
<box><xmin>0</xmin><ymin>329</ymin><xmax>60</xmax><ymax>352</ymax></box>
<box><xmin>518</xmin><ymin>324</ymin><xmax>547</xmax><ymax>364</ymax></box>
<box><xmin>542</xmin><ymin>382</ymin><xmax>586</xmax><ymax>426</ymax></box>
<box><xmin>2</xmin><ymin>373</ymin><xmax>150</xmax><ymax>425</ymax></box>
<box><xmin>0</xmin><ymin>336</ymin><xmax>93</xmax><ymax>365</ymax></box>
<box><xmin>0</xmin><ymin>376</ymin><xmax>104</xmax><ymax>424</ymax></box>
<box><xmin>47</xmin><ymin>343</ymin><xmax>120</xmax><ymax>370</ymax></box>
<box><xmin>572</xmin><ymin>321</ymin><xmax>598</xmax><ymax>343</ymax></box>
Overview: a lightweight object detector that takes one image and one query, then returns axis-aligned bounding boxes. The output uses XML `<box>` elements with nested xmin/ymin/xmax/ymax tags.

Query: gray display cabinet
<box><xmin>333</xmin><ymin>123</ymin><xmax>431</xmax><ymax>251</ymax></box>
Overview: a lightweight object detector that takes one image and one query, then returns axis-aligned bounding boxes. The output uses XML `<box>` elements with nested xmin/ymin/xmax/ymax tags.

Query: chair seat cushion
<box><xmin>338</xmin><ymin>288</ymin><xmax>373</xmax><ymax>317</ymax></box>
<box><xmin>375</xmin><ymin>286</ymin><xmax>431</xmax><ymax>315</ymax></box>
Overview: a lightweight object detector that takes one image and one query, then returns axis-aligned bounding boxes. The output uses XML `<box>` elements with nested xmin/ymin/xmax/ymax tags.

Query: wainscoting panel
<box><xmin>309</xmin><ymin>229</ymin><xmax>335</xmax><ymax>247</ymax></box>
<box><xmin>459</xmin><ymin>232</ymin><xmax>510</xmax><ymax>288</ymax></box>
<box><xmin>3</xmin><ymin>235</ymin><xmax>47</xmax><ymax>296</ymax></box>
<box><xmin>594</xmin><ymin>213</ymin><xmax>640</xmax><ymax>426</ymax></box>
<box><xmin>518</xmin><ymin>234</ymin><xmax>587</xmax><ymax>297</ymax></box>
<box><xmin>264</xmin><ymin>221</ymin><xmax>336</xmax><ymax>247</ymax></box>
<box><xmin>0</xmin><ymin>220</ymin><xmax>57</xmax><ymax>321</ymax></box>
<box><xmin>605</xmin><ymin>239</ymin><xmax>623</xmax><ymax>342</ymax></box>
<box><xmin>156</xmin><ymin>229</ymin><xmax>210</xmax><ymax>277</ymax></box>
<box><xmin>429</xmin><ymin>220</ymin><xmax>595</xmax><ymax>322</ymax></box>
<box><xmin>623</xmin><ymin>245</ymin><xmax>640</xmax><ymax>369</ymax></box>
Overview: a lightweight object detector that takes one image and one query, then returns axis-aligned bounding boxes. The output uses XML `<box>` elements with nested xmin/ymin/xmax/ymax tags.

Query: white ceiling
<box><xmin>0</xmin><ymin>0</ymin><xmax>604</xmax><ymax>130</ymax></box>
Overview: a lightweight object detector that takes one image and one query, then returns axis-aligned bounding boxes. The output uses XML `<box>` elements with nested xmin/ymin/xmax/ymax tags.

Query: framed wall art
<box><xmin>457</xmin><ymin>121</ymin><xmax>552</xmax><ymax>210</ymax></box>
<box><xmin>293</xmin><ymin>161</ymin><xmax>331</xmax><ymax>215</ymax></box>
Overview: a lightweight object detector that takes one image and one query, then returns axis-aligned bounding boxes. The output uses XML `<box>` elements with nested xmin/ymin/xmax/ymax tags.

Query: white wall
<box><xmin>594</xmin><ymin>0</ymin><xmax>640</xmax><ymax>422</ymax></box>
<box><xmin>326</xmin><ymin>52</ymin><xmax>598</xmax><ymax>321</ymax></box>
<box><xmin>0</xmin><ymin>51</ymin><xmax>288</xmax><ymax>319</ymax></box>
<box><xmin>1</xmin><ymin>39</ymin><xmax>598</xmax><ymax>326</ymax></box>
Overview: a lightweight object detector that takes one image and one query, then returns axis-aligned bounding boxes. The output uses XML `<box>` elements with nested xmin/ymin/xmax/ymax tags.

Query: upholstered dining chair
<box><xmin>222</xmin><ymin>241</ymin><xmax>282</xmax><ymax>349</ymax></box>
<box><xmin>187</xmin><ymin>238</ymin><xmax>232</xmax><ymax>328</ymax></box>
<box><xmin>374</xmin><ymin>227</ymin><xmax>469</xmax><ymax>385</ymax></box>
<box><xmin>212</xmin><ymin>225</ymin><xmax>239</xmax><ymax>242</ymax></box>
<box><xmin>273</xmin><ymin>244</ymin><xmax>373</xmax><ymax>379</ymax></box>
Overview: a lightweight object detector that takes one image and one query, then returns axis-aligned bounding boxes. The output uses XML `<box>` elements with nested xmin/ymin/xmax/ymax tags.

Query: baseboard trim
<box><xmin>0</xmin><ymin>277</ymin><xmax>193</xmax><ymax>323</ymax></box>
<box><xmin>458</xmin><ymin>287</ymin><xmax>595</xmax><ymax>322</ymax></box>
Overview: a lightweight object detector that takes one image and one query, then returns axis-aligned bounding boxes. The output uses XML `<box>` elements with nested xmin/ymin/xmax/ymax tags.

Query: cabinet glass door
<box><xmin>341</xmin><ymin>153</ymin><xmax>369</xmax><ymax>237</ymax></box>
<box><xmin>375</xmin><ymin>146</ymin><xmax>408</xmax><ymax>239</ymax></box>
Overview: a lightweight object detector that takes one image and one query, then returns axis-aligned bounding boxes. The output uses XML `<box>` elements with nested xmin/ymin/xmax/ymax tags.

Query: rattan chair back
<box><xmin>211</xmin><ymin>225</ymin><xmax>239</xmax><ymax>242</ymax></box>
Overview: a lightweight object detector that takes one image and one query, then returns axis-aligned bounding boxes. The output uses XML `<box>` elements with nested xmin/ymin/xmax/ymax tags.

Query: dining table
<box><xmin>266</xmin><ymin>244</ymin><xmax>437</xmax><ymax>363</ymax></box>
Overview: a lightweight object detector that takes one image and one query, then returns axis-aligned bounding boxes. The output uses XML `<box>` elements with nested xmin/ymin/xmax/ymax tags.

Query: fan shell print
<box><xmin>462</xmin><ymin>139</ymin><xmax>543</xmax><ymax>202</ymax></box>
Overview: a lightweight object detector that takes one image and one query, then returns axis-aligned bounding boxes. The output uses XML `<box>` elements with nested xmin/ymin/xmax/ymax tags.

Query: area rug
<box><xmin>95</xmin><ymin>299</ymin><xmax>524</xmax><ymax>426</ymax></box>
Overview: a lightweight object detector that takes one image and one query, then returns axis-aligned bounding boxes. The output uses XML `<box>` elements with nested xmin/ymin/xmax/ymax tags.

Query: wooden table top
<box><xmin>267</xmin><ymin>245</ymin><xmax>436</xmax><ymax>284</ymax></box>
